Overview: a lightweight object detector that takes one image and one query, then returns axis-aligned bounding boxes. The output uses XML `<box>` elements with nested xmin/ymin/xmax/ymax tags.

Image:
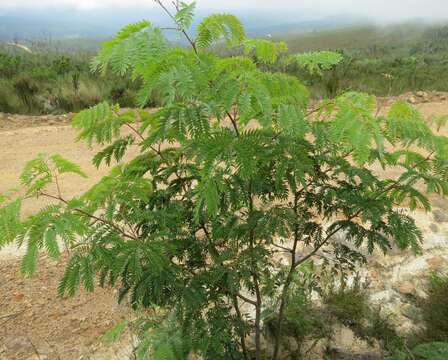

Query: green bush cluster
<box><xmin>275</xmin><ymin>25</ymin><xmax>448</xmax><ymax>98</ymax></box>
<box><xmin>268</xmin><ymin>271</ymin><xmax>448</xmax><ymax>359</ymax></box>
<box><xmin>0</xmin><ymin>49</ymin><xmax>139</xmax><ymax>114</ymax></box>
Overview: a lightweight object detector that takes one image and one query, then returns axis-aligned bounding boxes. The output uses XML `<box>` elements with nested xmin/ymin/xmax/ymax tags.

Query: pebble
<box><xmin>426</xmin><ymin>256</ymin><xmax>445</xmax><ymax>269</ymax></box>
<box><xmin>433</xmin><ymin>209</ymin><xmax>448</xmax><ymax>223</ymax></box>
<box><xmin>398</xmin><ymin>281</ymin><xmax>416</xmax><ymax>296</ymax></box>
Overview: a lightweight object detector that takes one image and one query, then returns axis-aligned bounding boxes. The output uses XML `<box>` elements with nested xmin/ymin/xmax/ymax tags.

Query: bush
<box><xmin>419</xmin><ymin>272</ymin><xmax>448</xmax><ymax>342</ymax></box>
<box><xmin>322</xmin><ymin>275</ymin><xmax>403</xmax><ymax>354</ymax></box>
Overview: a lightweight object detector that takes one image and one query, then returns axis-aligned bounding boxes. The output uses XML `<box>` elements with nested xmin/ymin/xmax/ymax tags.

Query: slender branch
<box><xmin>200</xmin><ymin>223</ymin><xmax>257</xmax><ymax>307</ymax></box>
<box><xmin>246</xmin><ymin>180</ymin><xmax>262</xmax><ymax>360</ymax></box>
<box><xmin>272</xmin><ymin>192</ymin><xmax>300</xmax><ymax>360</ymax></box>
<box><xmin>272</xmin><ymin>242</ymin><xmax>293</xmax><ymax>253</ymax></box>
<box><xmin>232</xmin><ymin>295</ymin><xmax>250</xmax><ymax>360</ymax></box>
<box><xmin>226</xmin><ymin>110</ymin><xmax>240</xmax><ymax>136</ymax></box>
<box><xmin>124</xmin><ymin>122</ymin><xmax>145</xmax><ymax>142</ymax></box>
<box><xmin>54</xmin><ymin>173</ymin><xmax>62</xmax><ymax>198</ymax></box>
<box><xmin>39</xmin><ymin>192</ymin><xmax>138</xmax><ymax>240</ymax></box>
<box><xmin>155</xmin><ymin>0</ymin><xmax>198</xmax><ymax>54</ymax></box>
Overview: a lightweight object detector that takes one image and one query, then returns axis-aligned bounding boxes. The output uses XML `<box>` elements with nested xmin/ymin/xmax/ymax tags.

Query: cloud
<box><xmin>1</xmin><ymin>0</ymin><xmax>448</xmax><ymax>21</ymax></box>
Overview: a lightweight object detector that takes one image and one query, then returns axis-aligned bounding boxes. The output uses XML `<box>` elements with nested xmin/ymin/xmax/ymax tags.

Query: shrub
<box><xmin>419</xmin><ymin>272</ymin><xmax>448</xmax><ymax>342</ymax></box>
<box><xmin>322</xmin><ymin>275</ymin><xmax>403</xmax><ymax>354</ymax></box>
<box><xmin>1</xmin><ymin>2</ymin><xmax>448</xmax><ymax>359</ymax></box>
<box><xmin>13</xmin><ymin>76</ymin><xmax>41</xmax><ymax>113</ymax></box>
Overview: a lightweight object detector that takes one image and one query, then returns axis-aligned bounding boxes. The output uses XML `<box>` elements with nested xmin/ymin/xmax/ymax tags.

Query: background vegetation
<box><xmin>0</xmin><ymin>44</ymin><xmax>139</xmax><ymax>114</ymax></box>
<box><xmin>1</xmin><ymin>22</ymin><xmax>448</xmax><ymax>115</ymax></box>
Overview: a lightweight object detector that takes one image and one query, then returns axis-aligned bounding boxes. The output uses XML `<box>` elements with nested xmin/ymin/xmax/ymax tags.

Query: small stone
<box><xmin>432</xmin><ymin>197</ymin><xmax>448</xmax><ymax>211</ymax></box>
<box><xmin>416</xmin><ymin>91</ymin><xmax>426</xmax><ymax>98</ymax></box>
<box><xmin>398</xmin><ymin>281</ymin><xmax>416</xmax><ymax>296</ymax></box>
<box><xmin>433</xmin><ymin>209</ymin><xmax>448</xmax><ymax>223</ymax></box>
<box><xmin>13</xmin><ymin>292</ymin><xmax>25</xmax><ymax>301</ymax></box>
<box><xmin>426</xmin><ymin>256</ymin><xmax>445</xmax><ymax>269</ymax></box>
<box><xmin>408</xmin><ymin>96</ymin><xmax>418</xmax><ymax>104</ymax></box>
<box><xmin>429</xmin><ymin>223</ymin><xmax>439</xmax><ymax>233</ymax></box>
<box><xmin>401</xmin><ymin>304</ymin><xmax>421</xmax><ymax>321</ymax></box>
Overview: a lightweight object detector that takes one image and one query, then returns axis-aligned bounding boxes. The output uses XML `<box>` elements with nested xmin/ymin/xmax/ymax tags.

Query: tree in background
<box><xmin>1</xmin><ymin>1</ymin><xmax>448</xmax><ymax>359</ymax></box>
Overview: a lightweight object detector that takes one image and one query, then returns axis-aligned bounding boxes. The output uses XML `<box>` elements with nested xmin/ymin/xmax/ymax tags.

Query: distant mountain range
<box><xmin>0</xmin><ymin>8</ymin><xmax>365</xmax><ymax>41</ymax></box>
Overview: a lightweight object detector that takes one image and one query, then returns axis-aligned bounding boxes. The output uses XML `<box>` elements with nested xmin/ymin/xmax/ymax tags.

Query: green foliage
<box><xmin>244</xmin><ymin>39</ymin><xmax>288</xmax><ymax>64</ymax></box>
<box><xmin>294</xmin><ymin>50</ymin><xmax>343</xmax><ymax>74</ymax></box>
<box><xmin>196</xmin><ymin>13</ymin><xmax>245</xmax><ymax>49</ymax></box>
<box><xmin>0</xmin><ymin>198</ymin><xmax>22</xmax><ymax>246</ymax></box>
<box><xmin>102</xmin><ymin>320</ymin><xmax>128</xmax><ymax>344</ymax></box>
<box><xmin>175</xmin><ymin>1</ymin><xmax>196</xmax><ymax>30</ymax></box>
<box><xmin>0</xmin><ymin>48</ymin><xmax>139</xmax><ymax>115</ymax></box>
<box><xmin>418</xmin><ymin>272</ymin><xmax>448</xmax><ymax>342</ymax></box>
<box><xmin>412</xmin><ymin>342</ymin><xmax>448</xmax><ymax>360</ymax></box>
<box><xmin>2</xmin><ymin>2</ymin><xmax>448</xmax><ymax>359</ymax></box>
<box><xmin>322</xmin><ymin>275</ymin><xmax>404</xmax><ymax>353</ymax></box>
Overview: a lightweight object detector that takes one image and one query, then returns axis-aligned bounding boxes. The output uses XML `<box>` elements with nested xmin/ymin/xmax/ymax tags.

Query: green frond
<box><xmin>20</xmin><ymin>154</ymin><xmax>52</xmax><ymax>196</ymax></box>
<box><xmin>196</xmin><ymin>14</ymin><xmax>245</xmax><ymax>49</ymax></box>
<box><xmin>21</xmin><ymin>237</ymin><xmax>39</xmax><ymax>276</ymax></box>
<box><xmin>175</xmin><ymin>2</ymin><xmax>196</xmax><ymax>30</ymax></box>
<box><xmin>261</xmin><ymin>72</ymin><xmax>310</xmax><ymax>108</ymax></box>
<box><xmin>0</xmin><ymin>198</ymin><xmax>22</xmax><ymax>247</ymax></box>
<box><xmin>103</xmin><ymin>320</ymin><xmax>128</xmax><ymax>344</ymax></box>
<box><xmin>244</xmin><ymin>39</ymin><xmax>288</xmax><ymax>64</ymax></box>
<box><xmin>44</xmin><ymin>228</ymin><xmax>60</xmax><ymax>259</ymax></box>
<box><xmin>329</xmin><ymin>92</ymin><xmax>382</xmax><ymax>164</ymax></box>
<box><xmin>50</xmin><ymin>154</ymin><xmax>87</xmax><ymax>178</ymax></box>
<box><xmin>92</xmin><ymin>21</ymin><xmax>167</xmax><ymax>76</ymax></box>
<box><xmin>59</xmin><ymin>254</ymin><xmax>82</xmax><ymax>297</ymax></box>
<box><xmin>385</xmin><ymin>101</ymin><xmax>433</xmax><ymax>148</ymax></box>
<box><xmin>294</xmin><ymin>50</ymin><xmax>343</xmax><ymax>75</ymax></box>
<box><xmin>82</xmin><ymin>165</ymin><xmax>152</xmax><ymax>215</ymax></box>
<box><xmin>93</xmin><ymin>135</ymin><xmax>135</xmax><ymax>168</ymax></box>
<box><xmin>72</xmin><ymin>102</ymin><xmax>133</xmax><ymax>146</ymax></box>
<box><xmin>276</xmin><ymin>104</ymin><xmax>308</xmax><ymax>137</ymax></box>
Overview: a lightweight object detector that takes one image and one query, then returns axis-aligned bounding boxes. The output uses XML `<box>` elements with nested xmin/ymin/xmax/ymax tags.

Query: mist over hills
<box><xmin>0</xmin><ymin>7</ymin><xmax>364</xmax><ymax>42</ymax></box>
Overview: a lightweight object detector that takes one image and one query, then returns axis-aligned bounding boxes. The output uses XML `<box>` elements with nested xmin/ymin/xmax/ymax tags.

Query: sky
<box><xmin>0</xmin><ymin>0</ymin><xmax>447</xmax><ymax>22</ymax></box>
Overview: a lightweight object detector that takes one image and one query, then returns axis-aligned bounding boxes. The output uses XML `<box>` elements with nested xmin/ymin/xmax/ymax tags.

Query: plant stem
<box><xmin>232</xmin><ymin>295</ymin><xmax>250</xmax><ymax>360</ymax></box>
<box><xmin>39</xmin><ymin>192</ymin><xmax>137</xmax><ymax>240</ymax></box>
<box><xmin>272</xmin><ymin>192</ymin><xmax>300</xmax><ymax>360</ymax></box>
<box><xmin>247</xmin><ymin>180</ymin><xmax>262</xmax><ymax>360</ymax></box>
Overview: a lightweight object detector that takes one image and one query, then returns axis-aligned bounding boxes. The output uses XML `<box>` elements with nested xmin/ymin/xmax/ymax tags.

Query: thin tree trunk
<box><xmin>254</xmin><ymin>277</ymin><xmax>262</xmax><ymax>360</ymax></box>
<box><xmin>232</xmin><ymin>295</ymin><xmax>250</xmax><ymax>360</ymax></box>
<box><xmin>272</xmin><ymin>193</ymin><xmax>300</xmax><ymax>360</ymax></box>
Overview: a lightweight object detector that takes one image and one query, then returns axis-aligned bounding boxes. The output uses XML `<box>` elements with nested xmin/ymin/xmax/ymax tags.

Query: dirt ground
<box><xmin>0</xmin><ymin>92</ymin><xmax>447</xmax><ymax>359</ymax></box>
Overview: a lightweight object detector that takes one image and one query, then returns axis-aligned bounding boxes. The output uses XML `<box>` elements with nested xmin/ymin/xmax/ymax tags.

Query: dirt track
<box><xmin>1</xmin><ymin>93</ymin><xmax>448</xmax><ymax>359</ymax></box>
<box><xmin>0</xmin><ymin>114</ymin><xmax>136</xmax><ymax>360</ymax></box>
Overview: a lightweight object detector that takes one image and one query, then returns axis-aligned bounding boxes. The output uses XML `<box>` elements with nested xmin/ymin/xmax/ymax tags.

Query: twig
<box><xmin>39</xmin><ymin>192</ymin><xmax>138</xmax><ymax>240</ymax></box>
<box><xmin>154</xmin><ymin>0</ymin><xmax>198</xmax><ymax>54</ymax></box>
<box><xmin>0</xmin><ymin>311</ymin><xmax>24</xmax><ymax>320</ymax></box>
<box><xmin>0</xmin><ymin>310</ymin><xmax>25</xmax><ymax>326</ymax></box>
<box><xmin>27</xmin><ymin>336</ymin><xmax>41</xmax><ymax>360</ymax></box>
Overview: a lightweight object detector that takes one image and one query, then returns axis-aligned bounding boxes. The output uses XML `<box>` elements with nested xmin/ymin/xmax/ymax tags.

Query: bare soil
<box><xmin>0</xmin><ymin>92</ymin><xmax>447</xmax><ymax>359</ymax></box>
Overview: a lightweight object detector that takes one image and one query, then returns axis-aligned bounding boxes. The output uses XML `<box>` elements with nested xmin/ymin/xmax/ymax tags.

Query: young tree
<box><xmin>1</xmin><ymin>2</ymin><xmax>448</xmax><ymax>359</ymax></box>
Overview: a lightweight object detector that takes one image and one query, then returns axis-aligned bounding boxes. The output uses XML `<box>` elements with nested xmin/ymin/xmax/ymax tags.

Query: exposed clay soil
<box><xmin>0</xmin><ymin>92</ymin><xmax>447</xmax><ymax>359</ymax></box>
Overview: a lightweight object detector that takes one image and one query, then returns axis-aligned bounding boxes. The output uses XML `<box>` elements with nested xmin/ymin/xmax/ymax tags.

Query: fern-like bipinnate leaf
<box><xmin>196</xmin><ymin>13</ymin><xmax>245</xmax><ymax>49</ymax></box>
<box><xmin>295</xmin><ymin>50</ymin><xmax>343</xmax><ymax>74</ymax></box>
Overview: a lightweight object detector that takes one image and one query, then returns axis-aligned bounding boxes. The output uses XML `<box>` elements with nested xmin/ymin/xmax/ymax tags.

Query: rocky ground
<box><xmin>1</xmin><ymin>92</ymin><xmax>448</xmax><ymax>359</ymax></box>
